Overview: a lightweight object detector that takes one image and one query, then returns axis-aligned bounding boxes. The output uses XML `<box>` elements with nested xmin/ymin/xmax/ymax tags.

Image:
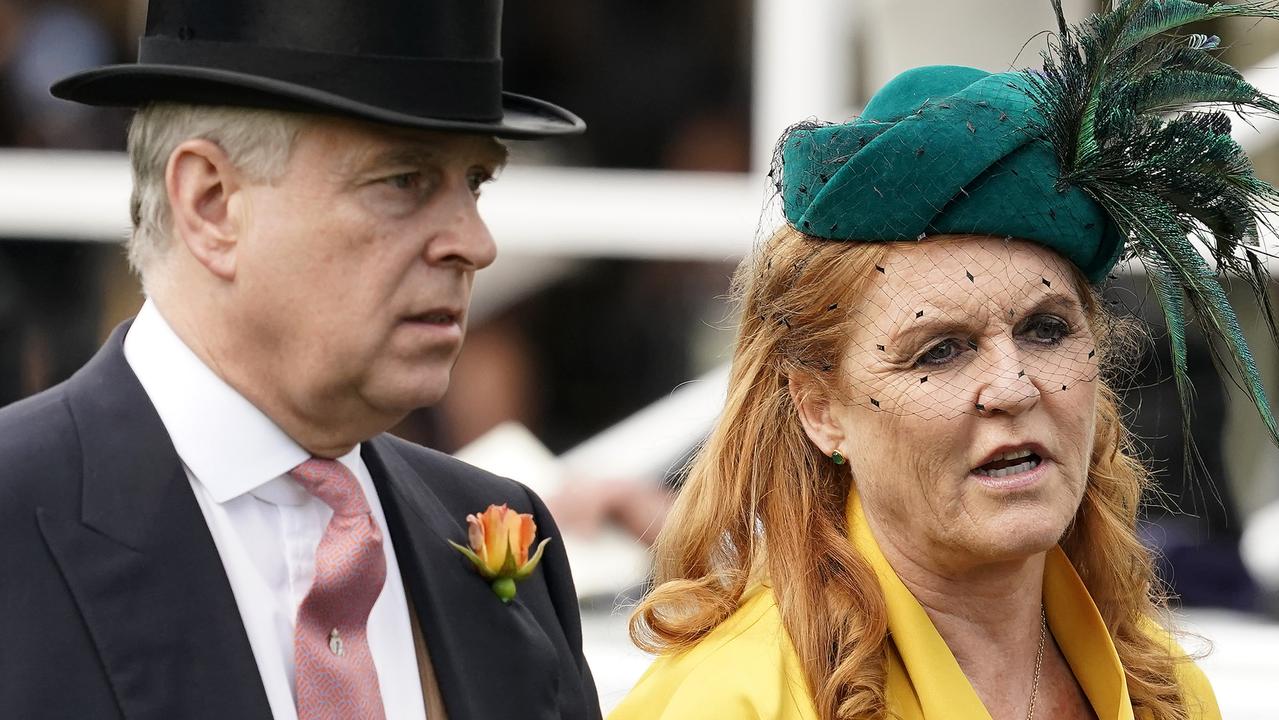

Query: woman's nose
<box><xmin>972</xmin><ymin>340</ymin><xmax>1040</xmax><ymax>416</ymax></box>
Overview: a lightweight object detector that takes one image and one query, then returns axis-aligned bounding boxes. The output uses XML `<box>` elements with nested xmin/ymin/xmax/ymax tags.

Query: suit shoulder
<box><xmin>0</xmin><ymin>383</ymin><xmax>78</xmax><ymax>467</ymax></box>
<box><xmin>372</xmin><ymin>433</ymin><xmax>535</xmax><ymax>505</ymax></box>
<box><xmin>608</xmin><ymin>587</ymin><xmax>817</xmax><ymax>720</ymax></box>
<box><xmin>0</xmin><ymin>384</ymin><xmax>81</xmax><ymax>509</ymax></box>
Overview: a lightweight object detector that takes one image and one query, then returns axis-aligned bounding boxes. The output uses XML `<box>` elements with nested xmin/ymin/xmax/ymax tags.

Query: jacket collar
<box><xmin>39</xmin><ymin>321</ymin><xmax>274</xmax><ymax>719</ymax></box>
<box><xmin>363</xmin><ymin>437</ymin><xmax>566</xmax><ymax>720</ymax></box>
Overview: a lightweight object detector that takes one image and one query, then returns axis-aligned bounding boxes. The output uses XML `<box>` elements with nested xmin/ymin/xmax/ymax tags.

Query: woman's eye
<box><xmin>1019</xmin><ymin>315</ymin><xmax>1071</xmax><ymax>345</ymax></box>
<box><xmin>915</xmin><ymin>338</ymin><xmax>966</xmax><ymax>367</ymax></box>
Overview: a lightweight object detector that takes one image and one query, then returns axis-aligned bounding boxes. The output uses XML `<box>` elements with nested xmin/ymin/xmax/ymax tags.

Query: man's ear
<box><xmin>788</xmin><ymin>372</ymin><xmax>847</xmax><ymax>457</ymax></box>
<box><xmin>165</xmin><ymin>139</ymin><xmax>244</xmax><ymax>281</ymax></box>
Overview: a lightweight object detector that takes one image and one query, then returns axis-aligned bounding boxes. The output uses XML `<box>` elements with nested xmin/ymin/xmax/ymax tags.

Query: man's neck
<box><xmin>149</xmin><ymin>295</ymin><xmax>364</xmax><ymax>459</ymax></box>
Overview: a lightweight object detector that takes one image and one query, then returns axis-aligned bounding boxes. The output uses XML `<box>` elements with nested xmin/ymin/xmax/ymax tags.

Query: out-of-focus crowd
<box><xmin>0</xmin><ymin>0</ymin><xmax>752</xmax><ymax>444</ymax></box>
<box><xmin>1</xmin><ymin>1</ymin><xmax>127</xmax><ymax>407</ymax></box>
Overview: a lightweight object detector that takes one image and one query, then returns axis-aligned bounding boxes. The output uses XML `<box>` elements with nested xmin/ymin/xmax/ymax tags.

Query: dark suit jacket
<box><xmin>0</xmin><ymin>324</ymin><xmax>601</xmax><ymax>720</ymax></box>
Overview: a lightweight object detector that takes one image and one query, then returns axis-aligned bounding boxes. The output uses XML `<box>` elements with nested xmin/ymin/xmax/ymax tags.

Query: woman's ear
<box><xmin>788</xmin><ymin>372</ymin><xmax>848</xmax><ymax>458</ymax></box>
<box><xmin>165</xmin><ymin>138</ymin><xmax>245</xmax><ymax>282</ymax></box>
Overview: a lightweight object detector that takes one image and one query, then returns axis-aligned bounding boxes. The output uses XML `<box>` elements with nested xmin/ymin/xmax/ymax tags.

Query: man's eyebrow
<box><xmin>486</xmin><ymin>139</ymin><xmax>510</xmax><ymax>170</ymax></box>
<box><xmin>361</xmin><ymin>139</ymin><xmax>509</xmax><ymax>172</ymax></box>
<box><xmin>362</xmin><ymin>146</ymin><xmax>439</xmax><ymax>170</ymax></box>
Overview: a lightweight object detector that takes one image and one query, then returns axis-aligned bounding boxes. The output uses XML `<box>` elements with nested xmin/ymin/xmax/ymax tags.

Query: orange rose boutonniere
<box><xmin>449</xmin><ymin>504</ymin><xmax>552</xmax><ymax>603</ymax></box>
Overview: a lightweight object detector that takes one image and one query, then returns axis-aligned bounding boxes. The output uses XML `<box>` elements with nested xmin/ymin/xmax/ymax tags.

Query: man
<box><xmin>0</xmin><ymin>2</ymin><xmax>600</xmax><ymax>719</ymax></box>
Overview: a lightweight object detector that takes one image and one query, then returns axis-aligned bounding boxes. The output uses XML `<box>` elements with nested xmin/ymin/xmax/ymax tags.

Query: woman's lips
<box><xmin>975</xmin><ymin>451</ymin><xmax>1041</xmax><ymax>477</ymax></box>
<box><xmin>971</xmin><ymin>443</ymin><xmax>1051</xmax><ymax>472</ymax></box>
<box><xmin>969</xmin><ymin>457</ymin><xmax>1051</xmax><ymax>491</ymax></box>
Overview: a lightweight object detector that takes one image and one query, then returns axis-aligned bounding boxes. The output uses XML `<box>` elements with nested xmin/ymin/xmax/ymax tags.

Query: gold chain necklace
<box><xmin>1025</xmin><ymin>605</ymin><xmax>1047</xmax><ymax>720</ymax></box>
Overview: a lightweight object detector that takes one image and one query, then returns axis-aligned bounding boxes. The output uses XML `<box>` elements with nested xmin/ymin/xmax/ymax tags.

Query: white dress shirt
<box><xmin>123</xmin><ymin>299</ymin><xmax>428</xmax><ymax>720</ymax></box>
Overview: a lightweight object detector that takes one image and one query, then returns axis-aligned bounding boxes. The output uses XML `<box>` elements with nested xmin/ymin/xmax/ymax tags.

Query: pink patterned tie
<box><xmin>290</xmin><ymin>458</ymin><xmax>388</xmax><ymax>720</ymax></box>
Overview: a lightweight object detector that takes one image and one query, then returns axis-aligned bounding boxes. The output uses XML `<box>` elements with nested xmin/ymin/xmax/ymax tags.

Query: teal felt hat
<box><xmin>780</xmin><ymin>65</ymin><xmax>1124</xmax><ymax>283</ymax></box>
<box><xmin>776</xmin><ymin>0</ymin><xmax>1279</xmax><ymax>462</ymax></box>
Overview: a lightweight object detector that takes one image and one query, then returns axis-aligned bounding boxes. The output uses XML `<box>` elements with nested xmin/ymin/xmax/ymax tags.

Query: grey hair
<box><xmin>126</xmin><ymin>103</ymin><xmax>307</xmax><ymax>288</ymax></box>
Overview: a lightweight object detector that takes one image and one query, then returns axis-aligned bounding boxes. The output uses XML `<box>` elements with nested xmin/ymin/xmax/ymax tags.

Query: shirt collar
<box><xmin>122</xmin><ymin>299</ymin><xmax>313</xmax><ymax>504</ymax></box>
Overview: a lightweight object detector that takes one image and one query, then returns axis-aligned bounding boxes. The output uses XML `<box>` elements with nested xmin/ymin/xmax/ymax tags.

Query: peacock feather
<box><xmin>1025</xmin><ymin>0</ymin><xmax>1279</xmax><ymax>466</ymax></box>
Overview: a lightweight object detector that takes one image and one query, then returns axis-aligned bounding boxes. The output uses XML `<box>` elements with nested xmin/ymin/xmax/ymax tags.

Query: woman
<box><xmin>611</xmin><ymin>2</ymin><xmax>1279</xmax><ymax>719</ymax></box>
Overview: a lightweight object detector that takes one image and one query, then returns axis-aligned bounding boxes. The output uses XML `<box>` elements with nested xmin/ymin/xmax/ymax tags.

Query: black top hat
<box><xmin>51</xmin><ymin>0</ymin><xmax>584</xmax><ymax>138</ymax></box>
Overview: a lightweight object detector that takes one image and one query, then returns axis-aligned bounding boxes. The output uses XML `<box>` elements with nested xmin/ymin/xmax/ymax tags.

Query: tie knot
<box><xmin>289</xmin><ymin>458</ymin><xmax>371</xmax><ymax>517</ymax></box>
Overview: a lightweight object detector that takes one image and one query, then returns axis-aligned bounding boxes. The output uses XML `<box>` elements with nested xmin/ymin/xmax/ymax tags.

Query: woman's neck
<box><xmin>871</xmin><ymin>518</ymin><xmax>1050</xmax><ymax>718</ymax></box>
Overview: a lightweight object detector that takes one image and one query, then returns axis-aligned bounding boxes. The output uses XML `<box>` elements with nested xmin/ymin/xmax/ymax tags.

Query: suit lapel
<box><xmin>364</xmin><ymin>437</ymin><xmax>564</xmax><ymax>720</ymax></box>
<box><xmin>37</xmin><ymin>325</ymin><xmax>272</xmax><ymax>720</ymax></box>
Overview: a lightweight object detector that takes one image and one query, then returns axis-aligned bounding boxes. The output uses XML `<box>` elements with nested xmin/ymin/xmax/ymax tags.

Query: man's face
<box><xmin>229</xmin><ymin>117</ymin><xmax>504</xmax><ymax>432</ymax></box>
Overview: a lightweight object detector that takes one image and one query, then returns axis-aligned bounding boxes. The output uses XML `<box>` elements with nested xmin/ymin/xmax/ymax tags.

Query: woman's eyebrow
<box><xmin>885</xmin><ymin>292</ymin><xmax>976</xmax><ymax>331</ymax></box>
<box><xmin>1023</xmin><ymin>291</ymin><xmax>1086</xmax><ymax>317</ymax></box>
<box><xmin>886</xmin><ymin>305</ymin><xmax>980</xmax><ymax>349</ymax></box>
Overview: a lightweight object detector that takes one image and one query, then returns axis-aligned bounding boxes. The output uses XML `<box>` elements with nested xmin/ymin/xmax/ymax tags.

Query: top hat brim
<box><xmin>51</xmin><ymin>64</ymin><xmax>584</xmax><ymax>139</ymax></box>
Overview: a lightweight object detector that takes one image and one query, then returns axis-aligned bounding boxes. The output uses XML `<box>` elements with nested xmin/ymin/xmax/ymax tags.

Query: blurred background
<box><xmin>2</xmin><ymin>0</ymin><xmax>1279</xmax><ymax>715</ymax></box>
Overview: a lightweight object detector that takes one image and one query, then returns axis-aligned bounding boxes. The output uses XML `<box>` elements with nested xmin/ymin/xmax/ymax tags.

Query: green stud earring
<box><xmin>831</xmin><ymin>449</ymin><xmax>846</xmax><ymax>465</ymax></box>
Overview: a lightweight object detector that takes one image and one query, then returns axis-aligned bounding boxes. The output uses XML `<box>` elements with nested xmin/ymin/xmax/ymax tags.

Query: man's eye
<box><xmin>467</xmin><ymin>169</ymin><xmax>493</xmax><ymax>194</ymax></box>
<box><xmin>915</xmin><ymin>338</ymin><xmax>967</xmax><ymax>367</ymax></box>
<box><xmin>385</xmin><ymin>172</ymin><xmax>422</xmax><ymax>191</ymax></box>
<box><xmin>1019</xmin><ymin>315</ymin><xmax>1071</xmax><ymax>345</ymax></box>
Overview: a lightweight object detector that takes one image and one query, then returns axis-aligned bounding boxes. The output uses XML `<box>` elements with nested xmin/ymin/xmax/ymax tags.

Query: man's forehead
<box><xmin>309</xmin><ymin>116</ymin><xmax>508</xmax><ymax>169</ymax></box>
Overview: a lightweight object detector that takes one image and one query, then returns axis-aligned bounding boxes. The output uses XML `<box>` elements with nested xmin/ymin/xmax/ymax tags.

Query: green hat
<box><xmin>776</xmin><ymin>0</ymin><xmax>1279</xmax><ymax>461</ymax></box>
<box><xmin>781</xmin><ymin>65</ymin><xmax>1122</xmax><ymax>284</ymax></box>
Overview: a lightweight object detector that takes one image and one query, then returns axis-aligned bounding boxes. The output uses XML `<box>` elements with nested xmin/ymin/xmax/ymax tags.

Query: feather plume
<box><xmin>1025</xmin><ymin>0</ymin><xmax>1279</xmax><ymax>457</ymax></box>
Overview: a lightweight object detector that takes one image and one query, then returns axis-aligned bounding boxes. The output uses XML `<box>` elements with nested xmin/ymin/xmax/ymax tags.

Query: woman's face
<box><xmin>813</xmin><ymin>236</ymin><xmax>1099</xmax><ymax>568</ymax></box>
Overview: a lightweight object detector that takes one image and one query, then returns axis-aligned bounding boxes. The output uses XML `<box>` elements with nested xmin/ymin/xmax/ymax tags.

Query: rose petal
<box><xmin>515</xmin><ymin>513</ymin><xmax>537</xmax><ymax>566</ymax></box>
<box><xmin>467</xmin><ymin>513</ymin><xmax>486</xmax><ymax>557</ymax></box>
<box><xmin>500</xmin><ymin>510</ymin><xmax>526</xmax><ymax>567</ymax></box>
<box><xmin>481</xmin><ymin>504</ymin><xmax>510</xmax><ymax>573</ymax></box>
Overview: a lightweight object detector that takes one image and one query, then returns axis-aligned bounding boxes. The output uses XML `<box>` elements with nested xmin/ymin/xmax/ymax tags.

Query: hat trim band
<box><xmin>138</xmin><ymin>36</ymin><xmax>503</xmax><ymax>121</ymax></box>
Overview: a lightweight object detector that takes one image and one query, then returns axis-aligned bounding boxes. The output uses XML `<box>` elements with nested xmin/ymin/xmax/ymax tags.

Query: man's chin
<box><xmin>366</xmin><ymin>373</ymin><xmax>453</xmax><ymax>419</ymax></box>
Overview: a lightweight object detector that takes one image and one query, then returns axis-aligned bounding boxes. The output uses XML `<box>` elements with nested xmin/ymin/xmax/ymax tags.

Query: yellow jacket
<box><xmin>610</xmin><ymin>494</ymin><xmax>1220</xmax><ymax>720</ymax></box>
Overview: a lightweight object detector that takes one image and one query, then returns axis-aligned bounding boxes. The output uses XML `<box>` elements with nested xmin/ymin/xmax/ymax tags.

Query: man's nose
<box><xmin>425</xmin><ymin>190</ymin><xmax>498</xmax><ymax>270</ymax></box>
